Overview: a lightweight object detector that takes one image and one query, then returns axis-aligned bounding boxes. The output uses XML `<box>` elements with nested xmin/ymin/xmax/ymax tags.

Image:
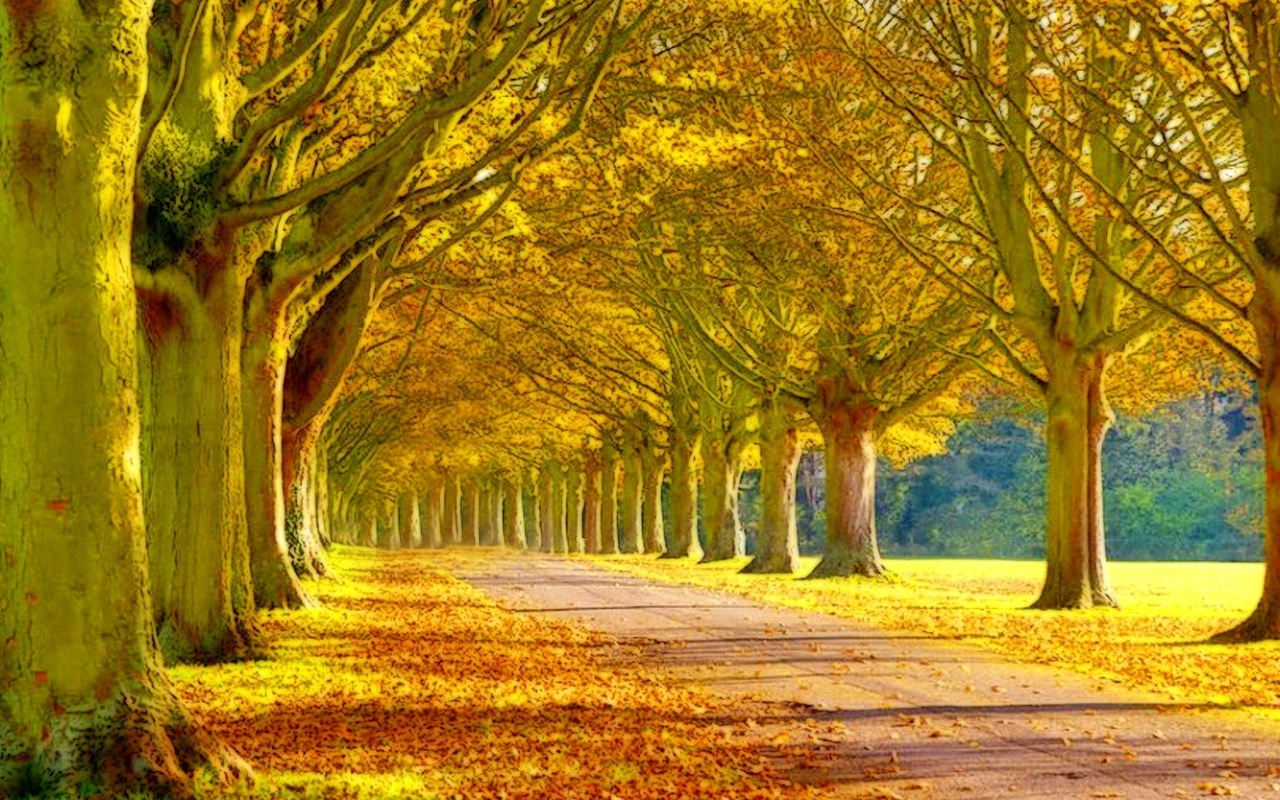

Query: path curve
<box><xmin>455</xmin><ymin>554</ymin><xmax>1280</xmax><ymax>799</ymax></box>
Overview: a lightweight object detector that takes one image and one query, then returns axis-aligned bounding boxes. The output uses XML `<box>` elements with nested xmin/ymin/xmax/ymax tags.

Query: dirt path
<box><xmin>454</xmin><ymin>554</ymin><xmax>1280</xmax><ymax>799</ymax></box>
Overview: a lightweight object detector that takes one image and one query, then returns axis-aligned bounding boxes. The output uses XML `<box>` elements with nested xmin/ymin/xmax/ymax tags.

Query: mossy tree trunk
<box><xmin>140</xmin><ymin>264</ymin><xmax>257</xmax><ymax>663</ymax></box>
<box><xmin>599</xmin><ymin>445</ymin><xmax>621</xmax><ymax>554</ymax></box>
<box><xmin>0</xmin><ymin>5</ymin><xmax>244</xmax><ymax>792</ymax></box>
<box><xmin>743</xmin><ymin>396</ymin><xmax>801</xmax><ymax>575</ymax></box>
<box><xmin>664</xmin><ymin>429</ymin><xmax>701</xmax><ymax>559</ymax></box>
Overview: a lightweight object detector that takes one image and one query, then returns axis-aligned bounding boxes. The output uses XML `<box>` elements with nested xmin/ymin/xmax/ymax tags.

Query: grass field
<box><xmin>584</xmin><ymin>555</ymin><xmax>1280</xmax><ymax>714</ymax></box>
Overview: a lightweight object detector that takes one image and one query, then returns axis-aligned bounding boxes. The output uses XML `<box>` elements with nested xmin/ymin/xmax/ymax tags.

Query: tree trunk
<box><xmin>504</xmin><ymin>478</ymin><xmax>527</xmax><ymax>549</ymax></box>
<box><xmin>701</xmin><ymin>436</ymin><xmax>744</xmax><ymax>562</ymax></box>
<box><xmin>550</xmin><ymin>462</ymin><xmax>569</xmax><ymax>553</ymax></box>
<box><xmin>486</xmin><ymin>481</ymin><xmax>504</xmax><ymax>546</ymax></box>
<box><xmin>398</xmin><ymin>491</ymin><xmax>422</xmax><ymax>548</ymax></box>
<box><xmin>744</xmin><ymin>397</ymin><xmax>801</xmax><ymax>575</ymax></box>
<box><xmin>361</xmin><ymin>510</ymin><xmax>378</xmax><ymax>548</ymax></box>
<box><xmin>0</xmin><ymin>8</ymin><xmax>244</xmax><ymax>791</ymax></box>
<box><xmin>620</xmin><ymin>447</ymin><xmax>644</xmax><ymax>553</ymax></box>
<box><xmin>423</xmin><ymin>478</ymin><xmax>445</xmax><ymax>548</ymax></box>
<box><xmin>140</xmin><ymin>270</ymin><xmax>258</xmax><ymax>663</ymax></box>
<box><xmin>600</xmin><ymin>446</ymin><xmax>621</xmax><ymax>554</ymax></box>
<box><xmin>443</xmin><ymin>475</ymin><xmax>461</xmax><ymax>546</ymax></box>
<box><xmin>242</xmin><ymin>325</ymin><xmax>313</xmax><ymax>608</ymax></box>
<box><xmin>664</xmin><ymin>430</ymin><xmax>702</xmax><ymax>559</ymax></box>
<box><xmin>1086</xmin><ymin>356</ymin><xmax>1117</xmax><ymax>607</ymax></box>
<box><xmin>315</xmin><ymin>444</ymin><xmax>332</xmax><ymax>548</ymax></box>
<box><xmin>535</xmin><ymin>466</ymin><xmax>553</xmax><ymax>553</ymax></box>
<box><xmin>281</xmin><ymin>430</ymin><xmax>330</xmax><ymax>579</ymax></box>
<box><xmin>524</xmin><ymin>474</ymin><xmax>542</xmax><ymax>551</ymax></box>
<box><xmin>808</xmin><ymin>401</ymin><xmax>884</xmax><ymax>579</ymax></box>
<box><xmin>1032</xmin><ymin>351</ymin><xmax>1117</xmax><ymax>609</ymax></box>
<box><xmin>583</xmin><ymin>450</ymin><xmax>603</xmax><ymax>553</ymax></box>
<box><xmin>1216</xmin><ymin>281</ymin><xmax>1280</xmax><ymax>639</ymax></box>
<box><xmin>377</xmin><ymin>505</ymin><xmax>398</xmax><ymax>550</ymax></box>
<box><xmin>461</xmin><ymin>480</ymin><xmax>480</xmax><ymax>546</ymax></box>
<box><xmin>641</xmin><ymin>447</ymin><xmax>667</xmax><ymax>555</ymax></box>
<box><xmin>566</xmin><ymin>464</ymin><xmax>586</xmax><ymax>553</ymax></box>
<box><xmin>476</xmin><ymin>482</ymin><xmax>494</xmax><ymax>545</ymax></box>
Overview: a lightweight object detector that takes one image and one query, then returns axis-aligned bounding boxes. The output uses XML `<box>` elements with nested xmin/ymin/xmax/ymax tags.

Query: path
<box><xmin>455</xmin><ymin>555</ymin><xmax>1280</xmax><ymax>799</ymax></box>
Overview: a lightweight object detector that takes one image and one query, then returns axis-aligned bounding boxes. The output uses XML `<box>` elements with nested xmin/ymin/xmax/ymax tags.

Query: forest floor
<box><xmin>173</xmin><ymin>546</ymin><xmax>831</xmax><ymax>799</ymax></box>
<box><xmin>457</xmin><ymin>553</ymin><xmax>1280</xmax><ymax>799</ymax></box>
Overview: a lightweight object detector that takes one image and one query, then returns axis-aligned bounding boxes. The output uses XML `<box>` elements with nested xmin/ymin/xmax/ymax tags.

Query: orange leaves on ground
<box><xmin>174</xmin><ymin>548</ymin><xmax>829</xmax><ymax>799</ymax></box>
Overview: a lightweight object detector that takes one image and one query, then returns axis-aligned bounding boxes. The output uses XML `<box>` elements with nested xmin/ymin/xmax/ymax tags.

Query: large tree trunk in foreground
<box><xmin>664</xmin><ymin>430</ymin><xmax>702</xmax><ymax>558</ymax></box>
<box><xmin>566</xmin><ymin>465</ymin><xmax>585</xmax><ymax>553</ymax></box>
<box><xmin>243</xmin><ymin>325</ymin><xmax>312</xmax><ymax>608</ymax></box>
<box><xmin>701</xmin><ymin>436</ymin><xmax>744</xmax><ymax>562</ymax></box>
<box><xmin>1032</xmin><ymin>351</ymin><xmax>1117</xmax><ymax>609</ymax></box>
<box><xmin>583</xmin><ymin>450</ymin><xmax>603</xmax><ymax>553</ymax></box>
<box><xmin>0</xmin><ymin>9</ymin><xmax>244</xmax><ymax>792</ymax></box>
<box><xmin>744</xmin><ymin>398</ymin><xmax>801</xmax><ymax>575</ymax></box>
<box><xmin>599</xmin><ymin>446</ymin><xmax>621</xmax><ymax>554</ymax></box>
<box><xmin>808</xmin><ymin>399</ymin><xmax>884</xmax><ymax>579</ymax></box>
<box><xmin>504</xmin><ymin>478</ymin><xmax>527</xmax><ymax>549</ymax></box>
<box><xmin>141</xmin><ymin>273</ymin><xmax>257</xmax><ymax>663</ymax></box>
<box><xmin>641</xmin><ymin>447</ymin><xmax>667</xmax><ymax>555</ymax></box>
<box><xmin>281</xmin><ymin>431</ymin><xmax>330</xmax><ymax>579</ymax></box>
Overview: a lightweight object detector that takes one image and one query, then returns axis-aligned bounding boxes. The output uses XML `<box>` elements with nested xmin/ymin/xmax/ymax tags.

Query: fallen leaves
<box><xmin>173</xmin><ymin>548</ymin><xmax>830</xmax><ymax>799</ymax></box>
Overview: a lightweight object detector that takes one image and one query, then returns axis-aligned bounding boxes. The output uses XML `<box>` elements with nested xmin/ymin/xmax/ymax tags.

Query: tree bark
<box><xmin>361</xmin><ymin>510</ymin><xmax>378</xmax><ymax>548</ymax></box>
<box><xmin>422</xmin><ymin>478</ymin><xmax>445</xmax><ymax>548</ymax></box>
<box><xmin>538</xmin><ymin>467</ymin><xmax>555</xmax><ymax>553</ymax></box>
<box><xmin>701</xmin><ymin>435</ymin><xmax>745</xmax><ymax>562</ymax></box>
<box><xmin>600</xmin><ymin>446</ymin><xmax>621</xmax><ymax>554</ymax></box>
<box><xmin>808</xmin><ymin>398</ymin><xmax>885</xmax><ymax>579</ymax></box>
<box><xmin>744</xmin><ymin>397</ymin><xmax>801</xmax><ymax>575</ymax></box>
<box><xmin>524</xmin><ymin>474</ymin><xmax>542</xmax><ymax>551</ymax></box>
<box><xmin>620</xmin><ymin>446</ymin><xmax>645</xmax><ymax>554</ymax></box>
<box><xmin>583</xmin><ymin>450</ymin><xmax>603</xmax><ymax>553</ymax></box>
<box><xmin>379</xmin><ymin>504</ymin><xmax>401</xmax><ymax>549</ymax></box>
<box><xmin>461</xmin><ymin>480</ymin><xmax>480</xmax><ymax>546</ymax></box>
<box><xmin>664</xmin><ymin>430</ymin><xmax>702</xmax><ymax>559</ymax></box>
<box><xmin>0</xmin><ymin>7</ymin><xmax>245</xmax><ymax>792</ymax></box>
<box><xmin>1216</xmin><ymin>280</ymin><xmax>1280</xmax><ymax>639</ymax></box>
<box><xmin>443</xmin><ymin>474</ymin><xmax>461</xmax><ymax>546</ymax></box>
<box><xmin>1032</xmin><ymin>351</ymin><xmax>1118</xmax><ymax>609</ymax></box>
<box><xmin>140</xmin><ymin>268</ymin><xmax>257</xmax><ymax>663</ymax></box>
<box><xmin>504</xmin><ymin>478</ymin><xmax>527</xmax><ymax>549</ymax></box>
<box><xmin>641</xmin><ymin>446</ymin><xmax>667</xmax><ymax>555</ymax></box>
<box><xmin>398</xmin><ymin>491</ymin><xmax>422</xmax><ymax>548</ymax></box>
<box><xmin>551</xmin><ymin>462</ymin><xmax>570</xmax><ymax>553</ymax></box>
<box><xmin>566</xmin><ymin>464</ymin><xmax>586</xmax><ymax>553</ymax></box>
